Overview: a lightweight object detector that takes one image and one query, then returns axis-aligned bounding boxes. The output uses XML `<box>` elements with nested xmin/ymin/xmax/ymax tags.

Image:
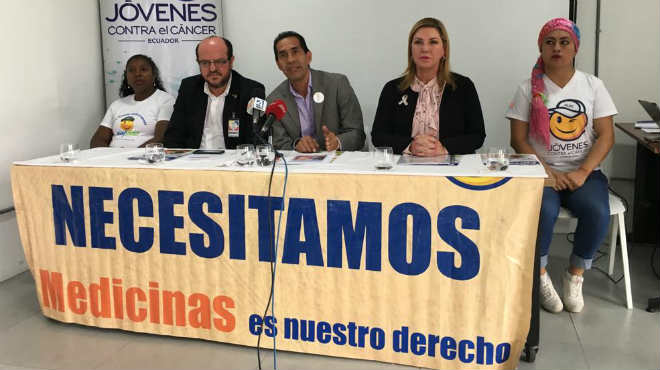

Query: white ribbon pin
<box><xmin>398</xmin><ymin>95</ymin><xmax>408</xmax><ymax>106</ymax></box>
<box><xmin>313</xmin><ymin>92</ymin><xmax>325</xmax><ymax>103</ymax></box>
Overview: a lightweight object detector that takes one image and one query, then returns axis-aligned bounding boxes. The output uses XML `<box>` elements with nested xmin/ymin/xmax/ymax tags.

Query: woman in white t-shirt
<box><xmin>90</xmin><ymin>54</ymin><xmax>175</xmax><ymax>148</ymax></box>
<box><xmin>506</xmin><ymin>18</ymin><xmax>617</xmax><ymax>313</ymax></box>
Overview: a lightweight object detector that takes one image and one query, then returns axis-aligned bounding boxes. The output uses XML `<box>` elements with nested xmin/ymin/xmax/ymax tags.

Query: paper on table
<box><xmin>635</xmin><ymin>121</ymin><xmax>659</xmax><ymax>129</ymax></box>
<box><xmin>164</xmin><ymin>149</ymin><xmax>193</xmax><ymax>161</ymax></box>
<box><xmin>398</xmin><ymin>154</ymin><xmax>458</xmax><ymax>165</ymax></box>
<box><xmin>479</xmin><ymin>153</ymin><xmax>540</xmax><ymax>166</ymax></box>
<box><xmin>287</xmin><ymin>153</ymin><xmax>328</xmax><ymax>163</ymax></box>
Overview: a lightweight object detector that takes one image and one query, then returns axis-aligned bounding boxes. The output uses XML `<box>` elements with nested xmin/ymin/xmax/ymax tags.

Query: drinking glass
<box><xmin>373</xmin><ymin>147</ymin><xmax>394</xmax><ymax>170</ymax></box>
<box><xmin>256</xmin><ymin>144</ymin><xmax>274</xmax><ymax>166</ymax></box>
<box><xmin>59</xmin><ymin>143</ymin><xmax>80</xmax><ymax>163</ymax></box>
<box><xmin>144</xmin><ymin>143</ymin><xmax>165</xmax><ymax>164</ymax></box>
<box><xmin>236</xmin><ymin>144</ymin><xmax>255</xmax><ymax>166</ymax></box>
<box><xmin>486</xmin><ymin>146</ymin><xmax>510</xmax><ymax>171</ymax></box>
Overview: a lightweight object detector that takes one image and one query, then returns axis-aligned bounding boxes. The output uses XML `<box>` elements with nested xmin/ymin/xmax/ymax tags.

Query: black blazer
<box><xmin>163</xmin><ymin>70</ymin><xmax>265</xmax><ymax>149</ymax></box>
<box><xmin>371</xmin><ymin>73</ymin><xmax>485</xmax><ymax>154</ymax></box>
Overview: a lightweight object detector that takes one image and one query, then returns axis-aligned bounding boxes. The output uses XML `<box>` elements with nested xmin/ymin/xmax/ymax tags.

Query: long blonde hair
<box><xmin>399</xmin><ymin>17</ymin><xmax>455</xmax><ymax>91</ymax></box>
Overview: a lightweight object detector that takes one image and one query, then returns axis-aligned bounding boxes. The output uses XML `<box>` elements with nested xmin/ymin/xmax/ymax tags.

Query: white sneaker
<box><xmin>562</xmin><ymin>270</ymin><xmax>585</xmax><ymax>313</ymax></box>
<box><xmin>540</xmin><ymin>272</ymin><xmax>563</xmax><ymax>313</ymax></box>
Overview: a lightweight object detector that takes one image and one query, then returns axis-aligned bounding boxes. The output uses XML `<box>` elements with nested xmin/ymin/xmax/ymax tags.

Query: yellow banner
<box><xmin>11</xmin><ymin>165</ymin><xmax>542</xmax><ymax>369</ymax></box>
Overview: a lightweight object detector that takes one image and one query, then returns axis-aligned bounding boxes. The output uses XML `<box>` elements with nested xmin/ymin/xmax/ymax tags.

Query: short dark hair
<box><xmin>273</xmin><ymin>31</ymin><xmax>309</xmax><ymax>60</ymax></box>
<box><xmin>119</xmin><ymin>54</ymin><xmax>165</xmax><ymax>97</ymax></box>
<box><xmin>195</xmin><ymin>36</ymin><xmax>233</xmax><ymax>60</ymax></box>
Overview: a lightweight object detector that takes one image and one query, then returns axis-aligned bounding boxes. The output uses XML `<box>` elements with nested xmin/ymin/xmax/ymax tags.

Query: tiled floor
<box><xmin>0</xmin><ymin>180</ymin><xmax>658</xmax><ymax>370</ymax></box>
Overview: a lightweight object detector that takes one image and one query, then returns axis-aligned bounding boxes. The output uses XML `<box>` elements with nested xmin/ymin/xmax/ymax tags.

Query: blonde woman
<box><xmin>371</xmin><ymin>17</ymin><xmax>485</xmax><ymax>155</ymax></box>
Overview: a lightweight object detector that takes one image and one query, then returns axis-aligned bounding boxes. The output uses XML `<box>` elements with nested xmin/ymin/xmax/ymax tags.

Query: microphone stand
<box><xmin>252</xmin><ymin>121</ymin><xmax>283</xmax><ymax>160</ymax></box>
<box><xmin>269</xmin><ymin>126</ymin><xmax>284</xmax><ymax>160</ymax></box>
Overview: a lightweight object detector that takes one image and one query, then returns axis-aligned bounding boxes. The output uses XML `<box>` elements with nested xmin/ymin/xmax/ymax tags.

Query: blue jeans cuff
<box><xmin>570</xmin><ymin>253</ymin><xmax>592</xmax><ymax>270</ymax></box>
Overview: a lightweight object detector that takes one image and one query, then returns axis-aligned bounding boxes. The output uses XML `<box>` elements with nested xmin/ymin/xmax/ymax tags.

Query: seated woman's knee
<box><xmin>540</xmin><ymin>198</ymin><xmax>561</xmax><ymax>220</ymax></box>
<box><xmin>576</xmin><ymin>198</ymin><xmax>609</xmax><ymax>221</ymax></box>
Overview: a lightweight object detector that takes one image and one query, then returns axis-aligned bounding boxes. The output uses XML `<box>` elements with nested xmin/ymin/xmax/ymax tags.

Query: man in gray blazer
<box><xmin>267</xmin><ymin>31</ymin><xmax>365</xmax><ymax>152</ymax></box>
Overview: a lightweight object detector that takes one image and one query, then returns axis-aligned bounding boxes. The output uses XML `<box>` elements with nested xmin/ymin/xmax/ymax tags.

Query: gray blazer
<box><xmin>267</xmin><ymin>69</ymin><xmax>365</xmax><ymax>151</ymax></box>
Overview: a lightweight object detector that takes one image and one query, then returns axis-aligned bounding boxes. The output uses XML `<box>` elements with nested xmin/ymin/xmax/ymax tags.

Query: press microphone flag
<box><xmin>246</xmin><ymin>97</ymin><xmax>267</xmax><ymax>124</ymax></box>
<box><xmin>259</xmin><ymin>99</ymin><xmax>287</xmax><ymax>135</ymax></box>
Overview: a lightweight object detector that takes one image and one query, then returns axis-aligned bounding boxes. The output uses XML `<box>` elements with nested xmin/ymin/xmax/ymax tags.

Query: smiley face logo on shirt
<box><xmin>548</xmin><ymin>99</ymin><xmax>587</xmax><ymax>141</ymax></box>
<box><xmin>119</xmin><ymin>116</ymin><xmax>135</xmax><ymax>132</ymax></box>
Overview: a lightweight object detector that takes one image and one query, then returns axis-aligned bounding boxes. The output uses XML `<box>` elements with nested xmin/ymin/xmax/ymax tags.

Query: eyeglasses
<box><xmin>198</xmin><ymin>59</ymin><xmax>229</xmax><ymax>68</ymax></box>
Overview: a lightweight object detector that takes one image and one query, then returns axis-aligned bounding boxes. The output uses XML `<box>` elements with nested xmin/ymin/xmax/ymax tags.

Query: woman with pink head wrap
<box><xmin>530</xmin><ymin>18</ymin><xmax>582</xmax><ymax>148</ymax></box>
<box><xmin>506</xmin><ymin>18</ymin><xmax>618</xmax><ymax>313</ymax></box>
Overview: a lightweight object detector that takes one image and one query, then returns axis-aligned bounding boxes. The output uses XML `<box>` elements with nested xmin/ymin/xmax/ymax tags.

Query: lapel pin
<box><xmin>398</xmin><ymin>95</ymin><xmax>408</xmax><ymax>106</ymax></box>
<box><xmin>313</xmin><ymin>92</ymin><xmax>325</xmax><ymax>104</ymax></box>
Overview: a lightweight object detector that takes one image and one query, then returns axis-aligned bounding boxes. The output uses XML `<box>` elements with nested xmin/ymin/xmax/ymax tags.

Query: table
<box><xmin>614</xmin><ymin>122</ymin><xmax>660</xmax><ymax>244</ymax></box>
<box><xmin>11</xmin><ymin>148</ymin><xmax>546</xmax><ymax>370</ymax></box>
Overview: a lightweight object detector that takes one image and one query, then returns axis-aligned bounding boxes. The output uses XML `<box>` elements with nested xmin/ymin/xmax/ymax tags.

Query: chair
<box><xmin>556</xmin><ymin>192</ymin><xmax>632</xmax><ymax>309</ymax></box>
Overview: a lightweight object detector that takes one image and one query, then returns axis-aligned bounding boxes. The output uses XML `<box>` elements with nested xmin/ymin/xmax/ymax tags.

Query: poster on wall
<box><xmin>99</xmin><ymin>0</ymin><xmax>223</xmax><ymax>106</ymax></box>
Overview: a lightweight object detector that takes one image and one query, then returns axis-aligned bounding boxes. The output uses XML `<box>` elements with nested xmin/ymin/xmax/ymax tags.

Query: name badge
<box><xmin>228</xmin><ymin>119</ymin><xmax>240</xmax><ymax>138</ymax></box>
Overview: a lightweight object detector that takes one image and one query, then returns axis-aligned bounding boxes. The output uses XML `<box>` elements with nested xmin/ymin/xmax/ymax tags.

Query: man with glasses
<box><xmin>268</xmin><ymin>31</ymin><xmax>365</xmax><ymax>152</ymax></box>
<box><xmin>164</xmin><ymin>36</ymin><xmax>265</xmax><ymax>149</ymax></box>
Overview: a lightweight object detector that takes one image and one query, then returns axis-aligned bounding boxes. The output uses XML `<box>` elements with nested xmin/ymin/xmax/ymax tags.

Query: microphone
<box><xmin>259</xmin><ymin>99</ymin><xmax>287</xmax><ymax>136</ymax></box>
<box><xmin>246</xmin><ymin>97</ymin><xmax>267</xmax><ymax>124</ymax></box>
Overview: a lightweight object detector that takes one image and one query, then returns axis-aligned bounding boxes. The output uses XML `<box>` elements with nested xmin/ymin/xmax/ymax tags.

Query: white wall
<box><xmin>575</xmin><ymin>0</ymin><xmax>597</xmax><ymax>75</ymax></box>
<box><xmin>223</xmin><ymin>0</ymin><xmax>566</xmax><ymax>149</ymax></box>
<box><xmin>0</xmin><ymin>1</ymin><xmax>105</xmax><ymax>281</ymax></box>
<box><xmin>576</xmin><ymin>0</ymin><xmax>660</xmax><ymax>179</ymax></box>
<box><xmin>600</xmin><ymin>0</ymin><xmax>660</xmax><ymax>179</ymax></box>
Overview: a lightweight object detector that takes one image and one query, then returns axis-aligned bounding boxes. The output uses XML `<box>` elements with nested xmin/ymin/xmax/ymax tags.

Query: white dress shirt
<box><xmin>200</xmin><ymin>74</ymin><xmax>232</xmax><ymax>149</ymax></box>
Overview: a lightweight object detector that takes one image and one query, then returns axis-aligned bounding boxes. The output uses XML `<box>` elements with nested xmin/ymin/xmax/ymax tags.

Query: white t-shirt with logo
<box><xmin>100</xmin><ymin>89</ymin><xmax>175</xmax><ymax>147</ymax></box>
<box><xmin>506</xmin><ymin>70</ymin><xmax>617</xmax><ymax>172</ymax></box>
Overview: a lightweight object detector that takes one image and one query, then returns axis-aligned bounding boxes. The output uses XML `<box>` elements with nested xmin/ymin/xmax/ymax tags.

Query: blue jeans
<box><xmin>537</xmin><ymin>170</ymin><xmax>610</xmax><ymax>270</ymax></box>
